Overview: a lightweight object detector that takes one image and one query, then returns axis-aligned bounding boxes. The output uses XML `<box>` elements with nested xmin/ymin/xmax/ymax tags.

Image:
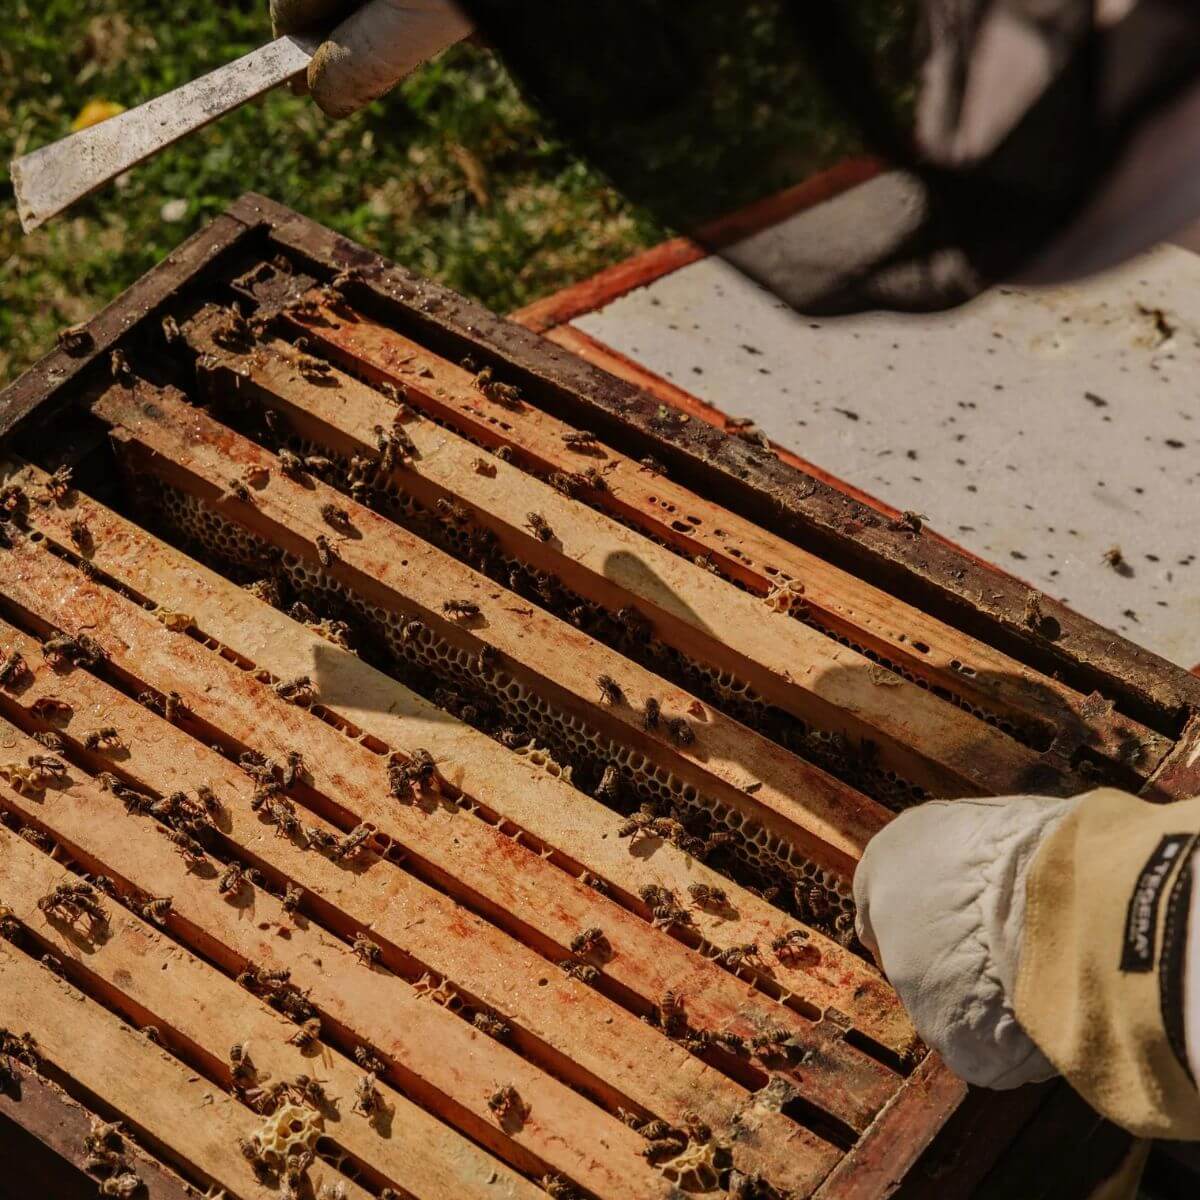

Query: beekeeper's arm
<box><xmin>855</xmin><ymin>788</ymin><xmax>1200</xmax><ymax>1139</ymax></box>
<box><xmin>271</xmin><ymin>0</ymin><xmax>472</xmax><ymax>118</ymax></box>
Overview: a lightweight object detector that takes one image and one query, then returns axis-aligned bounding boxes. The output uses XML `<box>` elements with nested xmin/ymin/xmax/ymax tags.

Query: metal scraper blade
<box><xmin>10</xmin><ymin>34</ymin><xmax>320</xmax><ymax>234</ymax></box>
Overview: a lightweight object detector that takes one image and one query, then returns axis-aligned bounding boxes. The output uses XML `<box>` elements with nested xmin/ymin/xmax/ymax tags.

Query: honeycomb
<box><xmin>249</xmin><ymin>1101</ymin><xmax>322</xmax><ymax>1171</ymax></box>
<box><xmin>145</xmin><ymin>481</ymin><xmax>855</xmax><ymax>916</ymax></box>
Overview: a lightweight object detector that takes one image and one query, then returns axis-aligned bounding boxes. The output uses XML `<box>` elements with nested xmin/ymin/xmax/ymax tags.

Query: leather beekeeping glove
<box><xmin>854</xmin><ymin>792</ymin><xmax>1080</xmax><ymax>1089</ymax></box>
<box><xmin>858</xmin><ymin>787</ymin><xmax>1200</xmax><ymax>1142</ymax></box>
<box><xmin>272</xmin><ymin>0</ymin><xmax>473</xmax><ymax>118</ymax></box>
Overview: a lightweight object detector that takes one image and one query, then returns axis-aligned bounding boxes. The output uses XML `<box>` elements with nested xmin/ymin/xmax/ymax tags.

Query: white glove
<box><xmin>272</xmin><ymin>0</ymin><xmax>474</xmax><ymax>118</ymax></box>
<box><xmin>854</xmin><ymin>793</ymin><xmax>1080</xmax><ymax>1088</ymax></box>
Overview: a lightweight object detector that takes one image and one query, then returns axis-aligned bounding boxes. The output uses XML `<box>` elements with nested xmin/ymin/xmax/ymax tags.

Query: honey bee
<box><xmin>352</xmin><ymin>932</ymin><xmax>382</xmax><ymax>965</ymax></box>
<box><xmin>84</xmin><ymin>727</ymin><xmax>124</xmax><ymax>753</ymax></box>
<box><xmin>711</xmin><ymin>1030</ymin><xmax>748</xmax><ymax>1055</ymax></box>
<box><xmin>569</xmin><ymin>926</ymin><xmax>606</xmax><ymax>955</ymax></box>
<box><xmin>160</xmin><ymin>314</ymin><xmax>181</xmax><ymax>344</ymax></box>
<box><xmin>641</xmin><ymin>697</ymin><xmax>660</xmax><ymax>731</ymax></box>
<box><xmin>287</xmin><ymin>1017</ymin><xmax>321</xmax><ymax>1049</ymax></box>
<box><xmin>304</xmin><ymin>455</ymin><xmax>334</xmax><ymax>477</ymax></box>
<box><xmin>37</xmin><ymin>880</ymin><xmax>106</xmax><ymax>928</ymax></box>
<box><xmin>524</xmin><ymin>512</ymin><xmax>554</xmax><ymax>542</ymax></box>
<box><xmin>638</xmin><ymin>455</ymin><xmax>665</xmax><ymax>476</ymax></box>
<box><xmin>487</xmin><ymin>1084</ymin><xmax>527</xmax><ymax>1123</ymax></box>
<box><xmin>315</xmin><ymin>535</ymin><xmax>335</xmax><ymax>568</ymax></box>
<box><xmin>56</xmin><ymin>322</ymin><xmax>94</xmax><ymax>356</ymax></box>
<box><xmin>31</xmin><ymin>731</ymin><xmax>64</xmax><ymax>751</ymax></box>
<box><xmin>0</xmin><ymin>651</ymin><xmax>29</xmax><ymax>688</ymax></box>
<box><xmin>580</xmin><ymin>871</ymin><xmax>609</xmax><ymax>895</ymax></box>
<box><xmin>139</xmin><ymin>896</ymin><xmax>172</xmax><ymax>925</ymax></box>
<box><xmin>320</xmin><ymin>502</ymin><xmax>353</xmax><ymax>532</ymax></box>
<box><xmin>218</xmin><ymin>863</ymin><xmax>244</xmax><ymax>896</ymax></box>
<box><xmin>304</xmin><ymin>824</ymin><xmax>339</xmax><ymax>853</ymax></box>
<box><xmin>658</xmin><ymin>989</ymin><xmax>688</xmax><ymax>1038</ymax></box>
<box><xmin>638</xmin><ymin>883</ymin><xmax>693</xmax><ymax>930</ymax></box>
<box><xmin>354</xmin><ymin>1044</ymin><xmax>386</xmax><ymax>1073</ymax></box>
<box><xmin>493</xmin><ymin>445</ymin><xmax>514</xmax><ymax>463</ymax></box>
<box><xmin>687</xmin><ymin>882</ymin><xmax>728</xmax><ymax>909</ymax></box>
<box><xmin>549</xmin><ymin>471</ymin><xmax>587</xmax><ymax>497</ymax></box>
<box><xmin>642</xmin><ymin>1134</ymin><xmax>687</xmax><ymax>1159</ymax></box>
<box><xmin>833</xmin><ymin>910</ymin><xmax>857</xmax><ymax>948</ymax></box>
<box><xmin>472</xmin><ymin>1012</ymin><xmax>510</xmax><ymax>1040</ymax></box>
<box><xmin>664</xmin><ymin>716</ymin><xmax>695</xmax><ymax>746</ymax></box>
<box><xmin>65</xmin><ymin>518</ymin><xmax>92</xmax><ymax>554</ymax></box>
<box><xmin>387</xmin><ymin>748</ymin><xmax>437</xmax><ymax>797</ymax></box>
<box><xmin>596</xmin><ymin>674</ymin><xmax>624</xmax><ymax>705</ymax></box>
<box><xmin>43</xmin><ymin>632</ymin><xmax>104</xmax><ymax>669</ymax></box>
<box><xmin>558</xmin><ymin>959</ymin><xmax>599</xmax><ymax>984</ymax></box>
<box><xmin>441</xmin><ymin>599</ymin><xmax>480</xmax><ymax>620</ymax></box>
<box><xmin>273</xmin><ymin>675</ymin><xmax>316</xmax><ymax>703</ymax></box>
<box><xmin>770</xmin><ymin>928</ymin><xmax>810</xmax><ymax>961</ymax></box>
<box><xmin>888</xmin><ymin>510</ymin><xmax>925</xmax><ymax>535</ymax></box>
<box><xmin>474</xmin><ymin>367</ymin><xmax>523</xmax><ymax>408</ymax></box>
<box><xmin>227</xmin><ymin>478</ymin><xmax>253</xmax><ymax>504</ymax></box>
<box><xmin>714</xmin><ymin>942</ymin><xmax>760</xmax><ymax>969</ymax></box>
<box><xmin>160</xmin><ymin>824</ymin><xmax>207</xmax><ymax>866</ymax></box>
<box><xmin>750</xmin><ymin>1027</ymin><xmax>793</xmax><ymax>1053</ymax></box>
<box><xmin>561</xmin><ymin>431</ymin><xmax>600</xmax><ymax>454</ymax></box>
<box><xmin>353</xmin><ymin>1072</ymin><xmax>382</xmax><ymax>1119</ymax></box>
<box><xmin>594</xmin><ymin>764</ymin><xmax>620</xmax><ymax>802</ymax></box>
<box><xmin>333</xmin><ymin>823</ymin><xmax>373</xmax><ymax>862</ymax></box>
<box><xmin>277</xmin><ymin>448</ymin><xmax>306</xmax><ymax>481</ymax></box>
<box><xmin>30</xmin><ymin>696</ymin><xmax>72</xmax><ymax>721</ymax></box>
<box><xmin>540</xmin><ymin>1174</ymin><xmax>580</xmax><ymax>1200</ymax></box>
<box><xmin>297</xmin><ymin>354</ymin><xmax>336</xmax><ymax>384</ymax></box>
<box><xmin>281</xmin><ymin>884</ymin><xmax>303</xmax><ymax>914</ymax></box>
<box><xmin>795</xmin><ymin>881</ymin><xmax>832</xmax><ymax>925</ymax></box>
<box><xmin>97</xmin><ymin>1172</ymin><xmax>141</xmax><ymax>1197</ymax></box>
<box><xmin>265</xmin><ymin>800</ymin><xmax>302</xmax><ymax>839</ymax></box>
<box><xmin>43</xmin><ymin>464</ymin><xmax>73</xmax><ymax>504</ymax></box>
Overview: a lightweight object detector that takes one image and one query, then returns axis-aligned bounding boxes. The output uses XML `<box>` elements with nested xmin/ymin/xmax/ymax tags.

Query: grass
<box><xmin>0</xmin><ymin>0</ymin><xmax>663</xmax><ymax>385</ymax></box>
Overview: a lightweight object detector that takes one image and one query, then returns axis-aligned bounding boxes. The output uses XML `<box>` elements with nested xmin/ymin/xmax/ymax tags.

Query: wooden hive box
<box><xmin>1</xmin><ymin>195</ymin><xmax>1198</xmax><ymax>1200</ymax></box>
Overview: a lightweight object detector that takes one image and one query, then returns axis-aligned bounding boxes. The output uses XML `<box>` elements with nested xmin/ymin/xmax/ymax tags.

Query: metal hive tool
<box><xmin>1</xmin><ymin>195</ymin><xmax>1199</xmax><ymax>1200</ymax></box>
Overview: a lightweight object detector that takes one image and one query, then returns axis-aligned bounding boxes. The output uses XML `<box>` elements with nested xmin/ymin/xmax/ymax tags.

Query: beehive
<box><xmin>1</xmin><ymin>195</ymin><xmax>1197</xmax><ymax>1200</ymax></box>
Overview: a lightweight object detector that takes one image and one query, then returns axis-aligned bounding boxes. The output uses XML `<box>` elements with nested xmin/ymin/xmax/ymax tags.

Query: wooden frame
<box><xmin>1</xmin><ymin>194</ymin><xmax>1193</xmax><ymax>1199</ymax></box>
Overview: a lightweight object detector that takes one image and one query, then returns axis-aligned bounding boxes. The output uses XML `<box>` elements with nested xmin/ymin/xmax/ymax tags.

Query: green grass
<box><xmin>0</xmin><ymin>0</ymin><xmax>663</xmax><ymax>385</ymax></box>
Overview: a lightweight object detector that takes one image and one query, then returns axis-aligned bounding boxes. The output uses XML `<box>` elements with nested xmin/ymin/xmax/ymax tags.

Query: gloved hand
<box><xmin>854</xmin><ymin>793</ymin><xmax>1079</xmax><ymax>1089</ymax></box>
<box><xmin>272</xmin><ymin>0</ymin><xmax>474</xmax><ymax>118</ymax></box>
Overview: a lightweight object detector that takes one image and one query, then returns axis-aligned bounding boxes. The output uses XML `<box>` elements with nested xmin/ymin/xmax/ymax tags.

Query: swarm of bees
<box><xmin>37</xmin><ymin>880</ymin><xmax>107</xmax><ymax>931</ymax></box>
<box><xmin>43</xmin><ymin>632</ymin><xmax>105</xmax><ymax>670</ymax></box>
